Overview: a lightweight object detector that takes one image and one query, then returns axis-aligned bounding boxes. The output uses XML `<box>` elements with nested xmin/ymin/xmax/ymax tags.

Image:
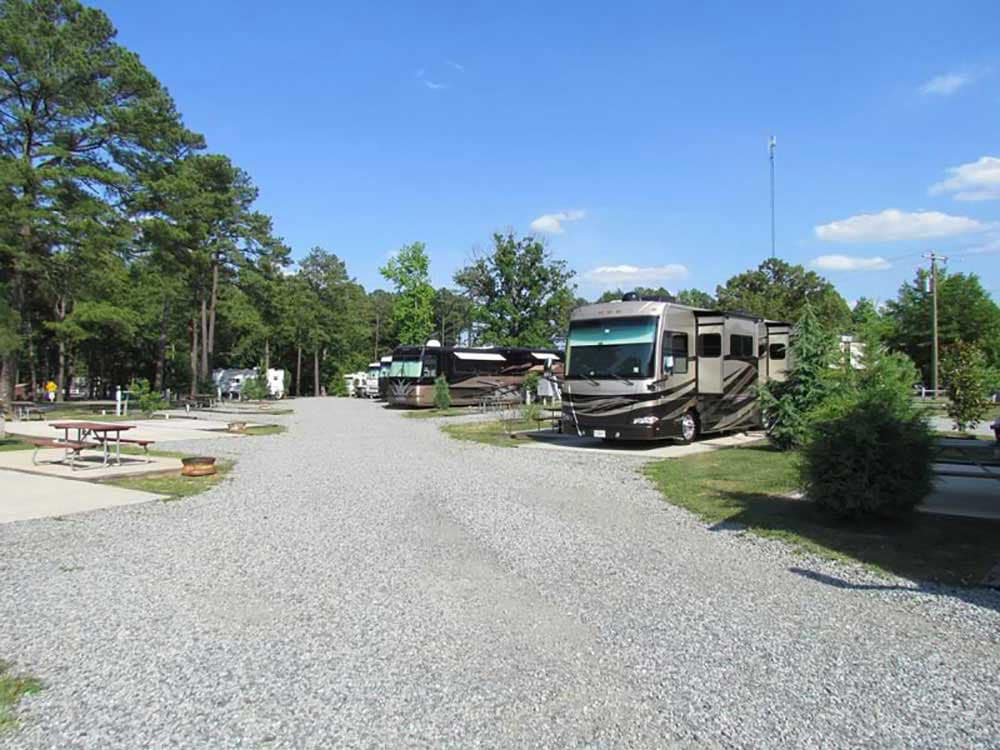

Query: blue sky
<box><xmin>94</xmin><ymin>0</ymin><xmax>1000</xmax><ymax>303</ymax></box>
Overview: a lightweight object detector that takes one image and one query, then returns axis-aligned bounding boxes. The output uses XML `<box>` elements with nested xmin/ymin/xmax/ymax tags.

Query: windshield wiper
<box><xmin>572</xmin><ymin>373</ymin><xmax>600</xmax><ymax>386</ymax></box>
<box><xmin>607</xmin><ymin>373</ymin><xmax>634</xmax><ymax>385</ymax></box>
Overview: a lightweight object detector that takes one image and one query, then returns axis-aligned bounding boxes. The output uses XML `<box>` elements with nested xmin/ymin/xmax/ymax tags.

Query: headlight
<box><xmin>632</xmin><ymin>416</ymin><xmax>659</xmax><ymax>425</ymax></box>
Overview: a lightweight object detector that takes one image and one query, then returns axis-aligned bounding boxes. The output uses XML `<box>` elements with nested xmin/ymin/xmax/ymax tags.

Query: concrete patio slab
<box><xmin>5</xmin><ymin>419</ymin><xmax>239</xmax><ymax>444</ymax></box>
<box><xmin>0</xmin><ymin>448</ymin><xmax>183</xmax><ymax>481</ymax></box>
<box><xmin>919</xmin><ymin>474</ymin><xmax>1000</xmax><ymax>521</ymax></box>
<box><xmin>519</xmin><ymin>430</ymin><xmax>766</xmax><ymax>459</ymax></box>
<box><xmin>0</xmin><ymin>469</ymin><xmax>166</xmax><ymax>523</ymax></box>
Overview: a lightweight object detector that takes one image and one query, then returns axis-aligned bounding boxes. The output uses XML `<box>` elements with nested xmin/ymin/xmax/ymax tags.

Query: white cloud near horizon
<box><xmin>930</xmin><ymin>156</ymin><xmax>1000</xmax><ymax>201</ymax></box>
<box><xmin>814</xmin><ymin>209</ymin><xmax>987</xmax><ymax>242</ymax></box>
<box><xmin>920</xmin><ymin>72</ymin><xmax>970</xmax><ymax>95</ymax></box>
<box><xmin>584</xmin><ymin>264</ymin><xmax>689</xmax><ymax>286</ymax></box>
<box><xmin>530</xmin><ymin>209</ymin><xmax>585</xmax><ymax>234</ymax></box>
<box><xmin>810</xmin><ymin>255</ymin><xmax>892</xmax><ymax>272</ymax></box>
<box><xmin>446</xmin><ymin>60</ymin><xmax>465</xmax><ymax>72</ymax></box>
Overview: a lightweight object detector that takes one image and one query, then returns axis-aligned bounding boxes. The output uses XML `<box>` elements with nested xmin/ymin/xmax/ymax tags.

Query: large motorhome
<box><xmin>561</xmin><ymin>295</ymin><xmax>791</xmax><ymax>442</ymax></box>
<box><xmin>363</xmin><ymin>362</ymin><xmax>381</xmax><ymax>398</ymax></box>
<box><xmin>387</xmin><ymin>341</ymin><xmax>562</xmax><ymax>407</ymax></box>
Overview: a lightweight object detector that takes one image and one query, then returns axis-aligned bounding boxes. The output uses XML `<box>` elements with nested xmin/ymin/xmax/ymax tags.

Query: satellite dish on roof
<box><xmin>425</xmin><ymin>339</ymin><xmax>442</xmax><ymax>347</ymax></box>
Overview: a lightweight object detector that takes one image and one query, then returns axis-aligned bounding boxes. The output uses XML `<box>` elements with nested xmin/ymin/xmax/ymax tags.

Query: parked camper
<box><xmin>377</xmin><ymin>355</ymin><xmax>392</xmax><ymax>400</ymax></box>
<box><xmin>561</xmin><ymin>295</ymin><xmax>789</xmax><ymax>442</ymax></box>
<box><xmin>387</xmin><ymin>341</ymin><xmax>562</xmax><ymax>407</ymax></box>
<box><xmin>363</xmin><ymin>362</ymin><xmax>381</xmax><ymax>398</ymax></box>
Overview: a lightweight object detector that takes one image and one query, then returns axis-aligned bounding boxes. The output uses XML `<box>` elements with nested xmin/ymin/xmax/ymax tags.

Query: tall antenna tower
<box><xmin>769</xmin><ymin>135</ymin><xmax>777</xmax><ymax>258</ymax></box>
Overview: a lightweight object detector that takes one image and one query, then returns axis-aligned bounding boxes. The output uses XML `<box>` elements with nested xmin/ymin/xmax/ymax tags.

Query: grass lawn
<box><xmin>0</xmin><ymin>437</ymin><xmax>32</xmax><ymax>452</ymax></box>
<box><xmin>0</xmin><ymin>660</ymin><xmax>42</xmax><ymax>733</ymax></box>
<box><xmin>105</xmin><ymin>459</ymin><xmax>232</xmax><ymax>501</ymax></box>
<box><xmin>243</xmin><ymin>424</ymin><xmax>287</xmax><ymax>436</ymax></box>
<box><xmin>441</xmin><ymin>418</ymin><xmax>550</xmax><ymax>447</ymax></box>
<box><xmin>401</xmin><ymin>407</ymin><xmax>473</xmax><ymax>419</ymax></box>
<box><xmin>644</xmin><ymin>444</ymin><xmax>1000</xmax><ymax>586</ymax></box>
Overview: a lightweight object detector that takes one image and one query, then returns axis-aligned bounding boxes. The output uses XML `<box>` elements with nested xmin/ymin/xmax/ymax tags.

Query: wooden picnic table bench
<box><xmin>28</xmin><ymin>437</ymin><xmax>99</xmax><ymax>469</ymax></box>
<box><xmin>102</xmin><ymin>436</ymin><xmax>157</xmax><ymax>462</ymax></box>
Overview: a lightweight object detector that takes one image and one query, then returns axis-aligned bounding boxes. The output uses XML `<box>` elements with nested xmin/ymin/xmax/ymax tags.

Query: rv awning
<box><xmin>531</xmin><ymin>352</ymin><xmax>559</xmax><ymax>361</ymax></box>
<box><xmin>453</xmin><ymin>351</ymin><xmax>506</xmax><ymax>361</ymax></box>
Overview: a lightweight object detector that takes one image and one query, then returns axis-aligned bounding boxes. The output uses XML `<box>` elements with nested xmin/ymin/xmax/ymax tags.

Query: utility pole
<box><xmin>769</xmin><ymin>135</ymin><xmax>776</xmax><ymax>258</ymax></box>
<box><xmin>924</xmin><ymin>251</ymin><xmax>948</xmax><ymax>397</ymax></box>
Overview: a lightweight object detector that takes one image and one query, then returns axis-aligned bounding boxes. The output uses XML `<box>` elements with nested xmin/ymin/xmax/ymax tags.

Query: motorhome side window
<box><xmin>769</xmin><ymin>342</ymin><xmax>787</xmax><ymax>360</ymax></box>
<box><xmin>421</xmin><ymin>354</ymin><xmax>439</xmax><ymax>378</ymax></box>
<box><xmin>663</xmin><ymin>332</ymin><xmax>688</xmax><ymax>374</ymax></box>
<box><xmin>697</xmin><ymin>333</ymin><xmax>721</xmax><ymax>358</ymax></box>
<box><xmin>730</xmin><ymin>334</ymin><xmax>754</xmax><ymax>358</ymax></box>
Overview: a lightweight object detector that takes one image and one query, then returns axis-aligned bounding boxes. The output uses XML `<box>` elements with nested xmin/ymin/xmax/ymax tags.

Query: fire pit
<box><xmin>181</xmin><ymin>456</ymin><xmax>217</xmax><ymax>477</ymax></box>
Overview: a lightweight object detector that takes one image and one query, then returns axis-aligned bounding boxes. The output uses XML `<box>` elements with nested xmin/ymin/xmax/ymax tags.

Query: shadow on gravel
<box><xmin>789</xmin><ymin>567</ymin><xmax>1000</xmax><ymax>615</ymax></box>
<box><xmin>712</xmin><ymin>489</ymin><xmax>1000</xmax><ymax>591</ymax></box>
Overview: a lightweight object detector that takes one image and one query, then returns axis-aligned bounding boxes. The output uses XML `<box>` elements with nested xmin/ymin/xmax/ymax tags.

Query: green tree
<box><xmin>368</xmin><ymin>289</ymin><xmax>397</xmax><ymax>358</ymax></box>
<box><xmin>884</xmin><ymin>269</ymin><xmax>1000</xmax><ymax>385</ymax></box>
<box><xmin>432</xmin><ymin>375</ymin><xmax>451</xmax><ymax>410</ymax></box>
<box><xmin>432</xmin><ymin>287</ymin><xmax>473</xmax><ymax>346</ymax></box>
<box><xmin>675</xmin><ymin>288</ymin><xmax>716</xmax><ymax>308</ymax></box>
<box><xmin>760</xmin><ymin>304</ymin><xmax>836</xmax><ymax>450</ymax></box>
<box><xmin>0</xmin><ymin>0</ymin><xmax>201</xmax><ymax>402</ymax></box>
<box><xmin>380</xmin><ymin>242</ymin><xmax>435</xmax><ymax>345</ymax></box>
<box><xmin>941</xmin><ymin>342</ymin><xmax>991</xmax><ymax>433</ymax></box>
<box><xmin>455</xmin><ymin>232</ymin><xmax>575</xmax><ymax>347</ymax></box>
<box><xmin>715</xmin><ymin>258</ymin><xmax>851</xmax><ymax>330</ymax></box>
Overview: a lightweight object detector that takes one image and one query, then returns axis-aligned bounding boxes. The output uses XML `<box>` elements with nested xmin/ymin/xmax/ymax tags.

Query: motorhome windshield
<box><xmin>388</xmin><ymin>353</ymin><xmax>439</xmax><ymax>379</ymax></box>
<box><xmin>566</xmin><ymin>316</ymin><xmax>658</xmax><ymax>380</ymax></box>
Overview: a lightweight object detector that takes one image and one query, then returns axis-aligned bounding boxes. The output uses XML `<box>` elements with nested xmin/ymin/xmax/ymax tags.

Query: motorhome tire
<box><xmin>679</xmin><ymin>411</ymin><xmax>699</xmax><ymax>443</ymax></box>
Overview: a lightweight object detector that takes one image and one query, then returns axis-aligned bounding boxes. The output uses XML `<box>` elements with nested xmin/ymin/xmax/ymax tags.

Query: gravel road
<box><xmin>2</xmin><ymin>398</ymin><xmax>999</xmax><ymax>748</ymax></box>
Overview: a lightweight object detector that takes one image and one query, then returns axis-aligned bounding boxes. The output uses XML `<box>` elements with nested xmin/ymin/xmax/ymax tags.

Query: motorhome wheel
<box><xmin>680</xmin><ymin>411</ymin><xmax>699</xmax><ymax>443</ymax></box>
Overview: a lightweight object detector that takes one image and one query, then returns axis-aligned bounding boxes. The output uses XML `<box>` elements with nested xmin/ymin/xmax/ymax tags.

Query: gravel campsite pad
<box><xmin>1</xmin><ymin>399</ymin><xmax>998</xmax><ymax>748</ymax></box>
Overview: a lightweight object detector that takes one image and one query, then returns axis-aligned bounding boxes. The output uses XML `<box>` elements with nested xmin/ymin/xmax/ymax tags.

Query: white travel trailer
<box><xmin>363</xmin><ymin>362</ymin><xmax>381</xmax><ymax>398</ymax></box>
<box><xmin>561</xmin><ymin>294</ymin><xmax>791</xmax><ymax>442</ymax></box>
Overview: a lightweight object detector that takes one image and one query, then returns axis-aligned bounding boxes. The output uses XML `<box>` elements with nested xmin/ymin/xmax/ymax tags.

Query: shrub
<box><xmin>521</xmin><ymin>401</ymin><xmax>542</xmax><ymax>425</ymax></box>
<box><xmin>761</xmin><ymin>304</ymin><xmax>836</xmax><ymax>450</ymax></box>
<box><xmin>128</xmin><ymin>378</ymin><xmax>166</xmax><ymax>416</ymax></box>
<box><xmin>328</xmin><ymin>373</ymin><xmax>348</xmax><ymax>397</ymax></box>
<box><xmin>240</xmin><ymin>373</ymin><xmax>270</xmax><ymax>401</ymax></box>
<box><xmin>433</xmin><ymin>375</ymin><xmax>451</xmax><ymax>410</ymax></box>
<box><xmin>941</xmin><ymin>342</ymin><xmax>990</xmax><ymax>432</ymax></box>
<box><xmin>802</xmin><ymin>341</ymin><xmax>932</xmax><ymax>520</ymax></box>
<box><xmin>802</xmin><ymin>398</ymin><xmax>934</xmax><ymax>519</ymax></box>
<box><xmin>523</xmin><ymin>372</ymin><xmax>540</xmax><ymax>401</ymax></box>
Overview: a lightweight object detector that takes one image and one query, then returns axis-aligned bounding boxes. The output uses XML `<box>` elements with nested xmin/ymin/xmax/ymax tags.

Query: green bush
<box><xmin>240</xmin><ymin>373</ymin><xmax>270</xmax><ymax>401</ymax></box>
<box><xmin>802</xmin><ymin>341</ymin><xmax>933</xmax><ymax>520</ymax></box>
<box><xmin>941</xmin><ymin>342</ymin><xmax>990</xmax><ymax>432</ymax></box>
<box><xmin>802</xmin><ymin>398</ymin><xmax>934</xmax><ymax>519</ymax></box>
<box><xmin>129</xmin><ymin>378</ymin><xmax>166</xmax><ymax>416</ymax></box>
<box><xmin>433</xmin><ymin>375</ymin><xmax>451</xmax><ymax>410</ymax></box>
<box><xmin>761</xmin><ymin>304</ymin><xmax>835</xmax><ymax>450</ymax></box>
<box><xmin>523</xmin><ymin>372</ymin><xmax>540</xmax><ymax>399</ymax></box>
<box><xmin>329</xmin><ymin>374</ymin><xmax>348</xmax><ymax>397</ymax></box>
<box><xmin>521</xmin><ymin>401</ymin><xmax>542</xmax><ymax>425</ymax></box>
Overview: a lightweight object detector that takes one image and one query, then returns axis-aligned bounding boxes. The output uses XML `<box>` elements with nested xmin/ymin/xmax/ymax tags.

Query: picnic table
<box><xmin>50</xmin><ymin>421</ymin><xmax>136</xmax><ymax>467</ymax></box>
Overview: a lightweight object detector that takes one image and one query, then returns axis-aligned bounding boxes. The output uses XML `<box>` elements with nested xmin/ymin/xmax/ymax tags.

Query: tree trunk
<box><xmin>199</xmin><ymin>289</ymin><xmax>209</xmax><ymax>383</ymax></box>
<box><xmin>313</xmin><ymin>349</ymin><xmax>320</xmax><ymax>397</ymax></box>
<box><xmin>189</xmin><ymin>316</ymin><xmax>199</xmax><ymax>398</ymax></box>
<box><xmin>0</xmin><ymin>353</ymin><xmax>14</xmax><ymax>404</ymax></box>
<box><xmin>296</xmin><ymin>345</ymin><xmax>302</xmax><ymax>397</ymax></box>
<box><xmin>55</xmin><ymin>297</ymin><xmax>67</xmax><ymax>403</ymax></box>
<box><xmin>154</xmin><ymin>294</ymin><xmax>170</xmax><ymax>391</ymax></box>
<box><xmin>208</xmin><ymin>259</ymin><xmax>219</xmax><ymax>358</ymax></box>
<box><xmin>65</xmin><ymin>356</ymin><xmax>76</xmax><ymax>403</ymax></box>
<box><xmin>27</xmin><ymin>320</ymin><xmax>37</xmax><ymax>400</ymax></box>
<box><xmin>264</xmin><ymin>338</ymin><xmax>270</xmax><ymax>372</ymax></box>
<box><xmin>373</xmin><ymin>313</ymin><xmax>380</xmax><ymax>359</ymax></box>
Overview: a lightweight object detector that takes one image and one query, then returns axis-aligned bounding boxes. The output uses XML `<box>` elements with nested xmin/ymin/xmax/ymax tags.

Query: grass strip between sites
<box><xmin>105</xmin><ymin>458</ymin><xmax>233</xmax><ymax>501</ymax></box>
<box><xmin>0</xmin><ymin>437</ymin><xmax>32</xmax><ymax>452</ymax></box>
<box><xmin>441</xmin><ymin>418</ymin><xmax>546</xmax><ymax>447</ymax></box>
<box><xmin>643</xmin><ymin>444</ymin><xmax>1000</xmax><ymax>586</ymax></box>
<box><xmin>401</xmin><ymin>407</ymin><xmax>474</xmax><ymax>419</ymax></box>
<box><xmin>0</xmin><ymin>660</ymin><xmax>42</xmax><ymax>733</ymax></box>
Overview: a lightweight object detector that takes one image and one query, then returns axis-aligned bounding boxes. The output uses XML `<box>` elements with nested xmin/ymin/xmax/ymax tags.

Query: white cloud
<box><xmin>584</xmin><ymin>264</ymin><xmax>689</xmax><ymax>286</ymax></box>
<box><xmin>530</xmin><ymin>209</ymin><xmax>585</xmax><ymax>234</ymax></box>
<box><xmin>422</xmin><ymin>80</ymin><xmax>447</xmax><ymax>90</ymax></box>
<box><xmin>920</xmin><ymin>73</ymin><xmax>970</xmax><ymax>96</ymax></box>
<box><xmin>929</xmin><ymin>156</ymin><xmax>1000</xmax><ymax>201</ymax></box>
<box><xmin>814</xmin><ymin>209</ymin><xmax>987</xmax><ymax>242</ymax></box>
<box><xmin>446</xmin><ymin>60</ymin><xmax>465</xmax><ymax>72</ymax></box>
<box><xmin>810</xmin><ymin>255</ymin><xmax>891</xmax><ymax>272</ymax></box>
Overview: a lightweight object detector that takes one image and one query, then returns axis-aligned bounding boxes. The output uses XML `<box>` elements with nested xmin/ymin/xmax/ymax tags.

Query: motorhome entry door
<box><xmin>696</xmin><ymin>324</ymin><xmax>724</xmax><ymax>394</ymax></box>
